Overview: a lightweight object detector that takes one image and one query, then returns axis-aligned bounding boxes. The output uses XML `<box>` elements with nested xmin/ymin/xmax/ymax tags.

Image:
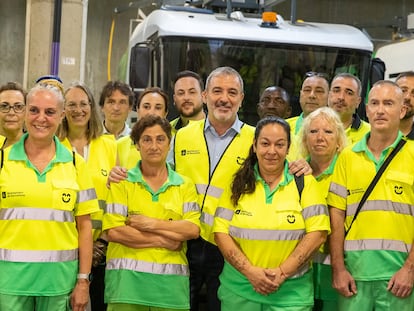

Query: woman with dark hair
<box><xmin>0</xmin><ymin>82</ymin><xmax>26</xmax><ymax>148</ymax></box>
<box><xmin>116</xmin><ymin>87</ymin><xmax>169</xmax><ymax>171</ymax></box>
<box><xmin>103</xmin><ymin>114</ymin><xmax>200</xmax><ymax>311</ymax></box>
<box><xmin>214</xmin><ymin>116</ymin><xmax>330</xmax><ymax>311</ymax></box>
<box><xmin>57</xmin><ymin>81</ymin><xmax>118</xmax><ymax>311</ymax></box>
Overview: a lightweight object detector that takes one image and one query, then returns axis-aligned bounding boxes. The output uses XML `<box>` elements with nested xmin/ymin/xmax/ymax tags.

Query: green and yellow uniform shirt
<box><xmin>103</xmin><ymin>162</ymin><xmax>200</xmax><ymax>309</ymax></box>
<box><xmin>213</xmin><ymin>162</ymin><xmax>330</xmax><ymax>307</ymax></box>
<box><xmin>0</xmin><ymin>133</ymin><xmax>99</xmax><ymax>296</ymax></box>
<box><xmin>327</xmin><ymin>132</ymin><xmax>414</xmax><ymax>281</ymax></box>
<box><xmin>311</xmin><ymin>155</ymin><xmax>338</xmax><ymax>301</ymax></box>
<box><xmin>345</xmin><ymin>114</ymin><xmax>370</xmax><ymax>146</ymax></box>
<box><xmin>117</xmin><ymin>135</ymin><xmax>141</xmax><ymax>169</ymax></box>
<box><xmin>286</xmin><ymin>114</ymin><xmax>303</xmax><ymax>161</ymax></box>
<box><xmin>61</xmin><ymin>135</ymin><xmax>117</xmax><ymax>240</ymax></box>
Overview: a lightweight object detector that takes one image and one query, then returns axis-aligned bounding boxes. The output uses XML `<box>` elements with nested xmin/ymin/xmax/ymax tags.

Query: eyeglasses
<box><xmin>65</xmin><ymin>102</ymin><xmax>91</xmax><ymax>111</ymax></box>
<box><xmin>0</xmin><ymin>103</ymin><xmax>26</xmax><ymax>113</ymax></box>
<box><xmin>305</xmin><ymin>71</ymin><xmax>329</xmax><ymax>80</ymax></box>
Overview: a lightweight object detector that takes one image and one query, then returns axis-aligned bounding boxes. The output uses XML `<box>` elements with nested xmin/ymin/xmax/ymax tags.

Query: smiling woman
<box><xmin>213</xmin><ymin>116</ymin><xmax>330</xmax><ymax>311</ymax></box>
<box><xmin>57</xmin><ymin>81</ymin><xmax>118</xmax><ymax>311</ymax></box>
<box><xmin>0</xmin><ymin>83</ymin><xmax>100</xmax><ymax>311</ymax></box>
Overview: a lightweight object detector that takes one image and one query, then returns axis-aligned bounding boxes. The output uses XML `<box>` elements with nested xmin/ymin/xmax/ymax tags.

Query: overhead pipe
<box><xmin>80</xmin><ymin>0</ymin><xmax>89</xmax><ymax>83</ymax></box>
<box><xmin>290</xmin><ymin>0</ymin><xmax>297</xmax><ymax>24</ymax></box>
<box><xmin>50</xmin><ymin>0</ymin><xmax>62</xmax><ymax>75</ymax></box>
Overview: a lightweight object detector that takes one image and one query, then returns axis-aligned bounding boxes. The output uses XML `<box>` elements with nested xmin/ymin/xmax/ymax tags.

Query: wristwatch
<box><xmin>77</xmin><ymin>273</ymin><xmax>93</xmax><ymax>282</ymax></box>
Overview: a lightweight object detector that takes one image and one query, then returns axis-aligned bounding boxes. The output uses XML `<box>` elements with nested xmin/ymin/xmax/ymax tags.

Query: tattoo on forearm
<box><xmin>227</xmin><ymin>249</ymin><xmax>248</xmax><ymax>271</ymax></box>
<box><xmin>291</xmin><ymin>236</ymin><xmax>314</xmax><ymax>267</ymax></box>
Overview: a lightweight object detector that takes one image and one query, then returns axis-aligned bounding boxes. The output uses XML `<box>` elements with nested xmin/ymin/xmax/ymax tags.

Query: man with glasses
<box><xmin>0</xmin><ymin>82</ymin><xmax>26</xmax><ymax>148</ymax></box>
<box><xmin>328</xmin><ymin>73</ymin><xmax>370</xmax><ymax>145</ymax></box>
<box><xmin>99</xmin><ymin>81</ymin><xmax>134</xmax><ymax>140</ymax></box>
<box><xmin>257</xmin><ymin>86</ymin><xmax>291</xmax><ymax>119</ymax></box>
<box><xmin>396</xmin><ymin>71</ymin><xmax>414</xmax><ymax>140</ymax></box>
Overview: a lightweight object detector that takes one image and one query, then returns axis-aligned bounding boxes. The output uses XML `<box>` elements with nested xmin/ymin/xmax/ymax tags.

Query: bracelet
<box><xmin>97</xmin><ymin>238</ymin><xmax>108</xmax><ymax>246</ymax></box>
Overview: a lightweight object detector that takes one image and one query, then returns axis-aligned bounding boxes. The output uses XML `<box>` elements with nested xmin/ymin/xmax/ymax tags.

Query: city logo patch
<box><xmin>235</xmin><ymin>209</ymin><xmax>252</xmax><ymax>216</ymax></box>
<box><xmin>62</xmin><ymin>193</ymin><xmax>71</xmax><ymax>203</ymax></box>
<box><xmin>180</xmin><ymin>149</ymin><xmax>200</xmax><ymax>156</ymax></box>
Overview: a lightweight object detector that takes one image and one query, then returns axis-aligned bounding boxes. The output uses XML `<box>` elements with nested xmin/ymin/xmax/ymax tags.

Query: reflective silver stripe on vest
<box><xmin>92</xmin><ymin>219</ymin><xmax>102</xmax><ymax>229</ymax></box>
<box><xmin>229</xmin><ymin>226</ymin><xmax>305</xmax><ymax>241</ymax></box>
<box><xmin>77</xmin><ymin>188</ymin><xmax>98</xmax><ymax>203</ymax></box>
<box><xmin>0</xmin><ymin>207</ymin><xmax>73</xmax><ymax>222</ymax></box>
<box><xmin>0</xmin><ymin>248</ymin><xmax>78</xmax><ymax>262</ymax></box>
<box><xmin>195</xmin><ymin>184</ymin><xmax>223</xmax><ymax>199</ymax></box>
<box><xmin>313</xmin><ymin>252</ymin><xmax>331</xmax><ymax>265</ymax></box>
<box><xmin>302</xmin><ymin>204</ymin><xmax>328</xmax><ymax>220</ymax></box>
<box><xmin>106</xmin><ymin>257</ymin><xmax>189</xmax><ymax>276</ymax></box>
<box><xmin>98</xmin><ymin>199</ymin><xmax>106</xmax><ymax>211</ymax></box>
<box><xmin>200</xmin><ymin>211</ymin><xmax>214</xmax><ymax>226</ymax></box>
<box><xmin>215</xmin><ymin>207</ymin><xmax>234</xmax><ymax>221</ymax></box>
<box><xmin>345</xmin><ymin>239</ymin><xmax>411</xmax><ymax>253</ymax></box>
<box><xmin>329</xmin><ymin>182</ymin><xmax>348</xmax><ymax>199</ymax></box>
<box><xmin>346</xmin><ymin>200</ymin><xmax>414</xmax><ymax>217</ymax></box>
<box><xmin>183</xmin><ymin>202</ymin><xmax>200</xmax><ymax>213</ymax></box>
<box><xmin>106</xmin><ymin>203</ymin><xmax>128</xmax><ymax>216</ymax></box>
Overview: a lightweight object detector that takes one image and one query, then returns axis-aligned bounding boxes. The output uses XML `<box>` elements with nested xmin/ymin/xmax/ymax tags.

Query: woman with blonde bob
<box><xmin>297</xmin><ymin>107</ymin><xmax>347</xmax><ymax>311</ymax></box>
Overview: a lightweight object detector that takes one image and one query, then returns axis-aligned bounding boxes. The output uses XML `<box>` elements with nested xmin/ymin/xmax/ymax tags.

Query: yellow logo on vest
<box><xmin>62</xmin><ymin>193</ymin><xmax>71</xmax><ymax>203</ymax></box>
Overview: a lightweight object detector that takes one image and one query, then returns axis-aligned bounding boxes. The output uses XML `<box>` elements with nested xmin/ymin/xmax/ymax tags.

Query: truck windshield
<box><xmin>159</xmin><ymin>37</ymin><xmax>372</xmax><ymax>125</ymax></box>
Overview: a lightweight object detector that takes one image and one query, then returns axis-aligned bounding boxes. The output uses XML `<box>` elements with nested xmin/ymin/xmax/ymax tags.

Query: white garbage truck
<box><xmin>126</xmin><ymin>1</ymin><xmax>374</xmax><ymax>123</ymax></box>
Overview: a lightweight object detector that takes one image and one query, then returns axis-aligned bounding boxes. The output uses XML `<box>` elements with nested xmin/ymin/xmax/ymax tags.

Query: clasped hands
<box><xmin>247</xmin><ymin>266</ymin><xmax>287</xmax><ymax>296</ymax></box>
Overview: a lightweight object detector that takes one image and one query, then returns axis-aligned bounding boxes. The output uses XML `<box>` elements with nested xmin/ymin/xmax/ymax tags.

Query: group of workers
<box><xmin>0</xmin><ymin>66</ymin><xmax>413</xmax><ymax>311</ymax></box>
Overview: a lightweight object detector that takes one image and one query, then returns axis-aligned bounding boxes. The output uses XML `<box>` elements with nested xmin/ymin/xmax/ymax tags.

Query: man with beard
<box><xmin>257</xmin><ymin>86</ymin><xmax>291</xmax><ymax>119</ymax></box>
<box><xmin>328</xmin><ymin>73</ymin><xmax>370</xmax><ymax>145</ymax></box>
<box><xmin>396</xmin><ymin>71</ymin><xmax>414</xmax><ymax>140</ymax></box>
<box><xmin>170</xmin><ymin>70</ymin><xmax>206</xmax><ymax>136</ymax></box>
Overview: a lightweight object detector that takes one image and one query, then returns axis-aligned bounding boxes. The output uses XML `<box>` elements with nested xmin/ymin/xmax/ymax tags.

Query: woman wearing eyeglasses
<box><xmin>57</xmin><ymin>82</ymin><xmax>118</xmax><ymax>311</ymax></box>
<box><xmin>103</xmin><ymin>115</ymin><xmax>200</xmax><ymax>311</ymax></box>
<box><xmin>0</xmin><ymin>83</ymin><xmax>99</xmax><ymax>311</ymax></box>
<box><xmin>0</xmin><ymin>82</ymin><xmax>26</xmax><ymax>148</ymax></box>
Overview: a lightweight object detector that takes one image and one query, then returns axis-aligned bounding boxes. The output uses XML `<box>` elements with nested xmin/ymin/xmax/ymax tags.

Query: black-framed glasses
<box><xmin>305</xmin><ymin>71</ymin><xmax>329</xmax><ymax>80</ymax></box>
<box><xmin>0</xmin><ymin>103</ymin><xmax>26</xmax><ymax>113</ymax></box>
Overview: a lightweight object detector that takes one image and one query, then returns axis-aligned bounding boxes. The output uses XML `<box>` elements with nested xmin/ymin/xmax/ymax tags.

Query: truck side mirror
<box><xmin>129</xmin><ymin>44</ymin><xmax>150</xmax><ymax>89</ymax></box>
